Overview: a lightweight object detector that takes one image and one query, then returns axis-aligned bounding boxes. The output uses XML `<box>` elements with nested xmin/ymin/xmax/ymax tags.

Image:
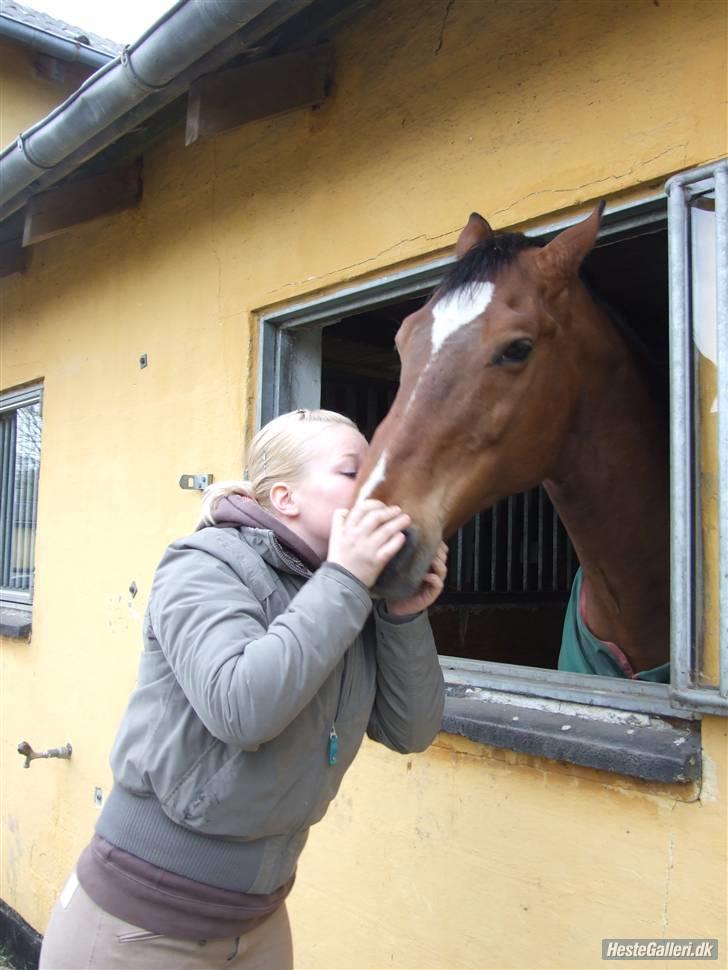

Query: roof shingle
<box><xmin>0</xmin><ymin>0</ymin><xmax>121</xmax><ymax>56</ymax></box>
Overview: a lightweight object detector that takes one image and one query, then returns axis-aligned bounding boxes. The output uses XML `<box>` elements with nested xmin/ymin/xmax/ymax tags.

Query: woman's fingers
<box><xmin>422</xmin><ymin>569</ymin><xmax>444</xmax><ymax>591</ymax></box>
<box><xmin>431</xmin><ymin>556</ymin><xmax>447</xmax><ymax>580</ymax></box>
<box><xmin>346</xmin><ymin>501</ymin><xmax>410</xmax><ymax>547</ymax></box>
<box><xmin>370</xmin><ymin>511</ymin><xmax>411</xmax><ymax>544</ymax></box>
<box><xmin>354</xmin><ymin>502</ymin><xmax>405</xmax><ymax>533</ymax></box>
<box><xmin>347</xmin><ymin>498</ymin><xmax>395</xmax><ymax>528</ymax></box>
<box><xmin>376</xmin><ymin>529</ymin><xmax>407</xmax><ymax>562</ymax></box>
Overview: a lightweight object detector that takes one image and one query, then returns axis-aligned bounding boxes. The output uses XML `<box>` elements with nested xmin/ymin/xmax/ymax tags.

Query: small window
<box><xmin>1</xmin><ymin>384</ymin><xmax>43</xmax><ymax>618</ymax></box>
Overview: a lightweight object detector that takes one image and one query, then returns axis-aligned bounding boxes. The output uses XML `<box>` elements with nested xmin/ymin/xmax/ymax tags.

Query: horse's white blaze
<box><xmin>430</xmin><ymin>281</ymin><xmax>494</xmax><ymax>356</ymax></box>
<box><xmin>405</xmin><ymin>364</ymin><xmax>429</xmax><ymax>412</ymax></box>
<box><xmin>358</xmin><ymin>451</ymin><xmax>387</xmax><ymax>501</ymax></box>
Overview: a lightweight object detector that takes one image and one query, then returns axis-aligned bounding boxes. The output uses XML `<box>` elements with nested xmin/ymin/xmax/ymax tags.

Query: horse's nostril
<box><xmin>401</xmin><ymin>526</ymin><xmax>417</xmax><ymax>552</ymax></box>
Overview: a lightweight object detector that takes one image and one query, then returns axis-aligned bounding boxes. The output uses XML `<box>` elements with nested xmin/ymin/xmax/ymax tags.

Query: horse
<box><xmin>356</xmin><ymin>204</ymin><xmax>670</xmax><ymax>680</ymax></box>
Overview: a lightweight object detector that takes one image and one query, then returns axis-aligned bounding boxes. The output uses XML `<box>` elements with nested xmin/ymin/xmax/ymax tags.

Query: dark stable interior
<box><xmin>321</xmin><ymin>223</ymin><xmax>669</xmax><ymax>668</ymax></box>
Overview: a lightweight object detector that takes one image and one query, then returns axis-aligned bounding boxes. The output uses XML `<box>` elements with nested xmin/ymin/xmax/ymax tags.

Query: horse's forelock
<box><xmin>437</xmin><ymin>232</ymin><xmax>541</xmax><ymax>300</ymax></box>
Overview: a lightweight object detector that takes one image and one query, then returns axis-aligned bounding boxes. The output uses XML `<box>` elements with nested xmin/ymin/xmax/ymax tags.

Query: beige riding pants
<box><xmin>39</xmin><ymin>876</ymin><xmax>294</xmax><ymax>970</ymax></box>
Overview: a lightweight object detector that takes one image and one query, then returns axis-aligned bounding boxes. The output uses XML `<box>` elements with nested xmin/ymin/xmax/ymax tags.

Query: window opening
<box><xmin>320</xmin><ymin>217</ymin><xmax>669</xmax><ymax>670</ymax></box>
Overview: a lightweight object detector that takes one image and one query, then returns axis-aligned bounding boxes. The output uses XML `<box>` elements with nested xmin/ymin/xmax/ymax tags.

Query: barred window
<box><xmin>1</xmin><ymin>385</ymin><xmax>43</xmax><ymax>611</ymax></box>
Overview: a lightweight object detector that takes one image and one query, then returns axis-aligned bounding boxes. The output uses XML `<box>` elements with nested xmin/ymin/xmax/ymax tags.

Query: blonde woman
<box><xmin>40</xmin><ymin>409</ymin><xmax>446</xmax><ymax>970</ymax></box>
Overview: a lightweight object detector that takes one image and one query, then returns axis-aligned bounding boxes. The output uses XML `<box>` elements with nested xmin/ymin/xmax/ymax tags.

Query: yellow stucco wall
<box><xmin>1</xmin><ymin>1</ymin><xmax>727</xmax><ymax>966</ymax></box>
<box><xmin>0</xmin><ymin>36</ymin><xmax>94</xmax><ymax>146</ymax></box>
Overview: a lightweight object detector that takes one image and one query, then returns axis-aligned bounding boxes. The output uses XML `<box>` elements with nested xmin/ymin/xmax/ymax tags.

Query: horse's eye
<box><xmin>494</xmin><ymin>339</ymin><xmax>533</xmax><ymax>365</ymax></box>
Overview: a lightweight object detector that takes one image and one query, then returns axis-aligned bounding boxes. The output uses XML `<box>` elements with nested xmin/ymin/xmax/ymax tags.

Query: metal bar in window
<box><xmin>715</xmin><ymin>162</ymin><xmax>728</xmax><ymax>698</ymax></box>
<box><xmin>23</xmin><ymin>455</ymin><xmax>34</xmax><ymax>591</ymax></box>
<box><xmin>17</xmin><ymin>409</ymin><xmax>28</xmax><ymax>591</ymax></box>
<box><xmin>20</xmin><ymin>447</ymin><xmax>30</xmax><ymax>588</ymax></box>
<box><xmin>10</xmin><ymin>442</ymin><xmax>25</xmax><ymax>589</ymax></box>
<box><xmin>537</xmin><ymin>486</ymin><xmax>544</xmax><ymax>592</ymax></box>
<box><xmin>506</xmin><ymin>495</ymin><xmax>514</xmax><ymax>592</ymax></box>
<box><xmin>566</xmin><ymin>528</ymin><xmax>575</xmax><ymax>586</ymax></box>
<box><xmin>522</xmin><ymin>491</ymin><xmax>529</xmax><ymax>591</ymax></box>
<box><xmin>453</xmin><ymin>526</ymin><xmax>463</xmax><ymax>592</ymax></box>
<box><xmin>490</xmin><ymin>505</ymin><xmax>498</xmax><ymax>592</ymax></box>
<box><xmin>28</xmin><ymin>458</ymin><xmax>39</xmax><ymax>593</ymax></box>
<box><xmin>666</xmin><ymin>177</ymin><xmax>693</xmax><ymax>692</ymax></box>
<box><xmin>473</xmin><ymin>512</ymin><xmax>481</xmax><ymax>592</ymax></box>
<box><xmin>16</xmin><ymin>451</ymin><xmax>25</xmax><ymax>591</ymax></box>
<box><xmin>0</xmin><ymin>415</ymin><xmax>14</xmax><ymax>587</ymax></box>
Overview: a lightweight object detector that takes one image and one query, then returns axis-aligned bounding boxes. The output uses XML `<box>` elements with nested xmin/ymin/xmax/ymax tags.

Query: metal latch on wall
<box><xmin>179</xmin><ymin>474</ymin><xmax>214</xmax><ymax>491</ymax></box>
<box><xmin>17</xmin><ymin>741</ymin><xmax>72</xmax><ymax>768</ymax></box>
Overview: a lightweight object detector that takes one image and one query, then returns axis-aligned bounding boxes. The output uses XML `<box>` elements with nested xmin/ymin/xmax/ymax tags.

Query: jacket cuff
<box><xmin>319</xmin><ymin>561</ymin><xmax>372</xmax><ymax>606</ymax></box>
<box><xmin>374</xmin><ymin>601</ymin><xmax>424</xmax><ymax>625</ymax></box>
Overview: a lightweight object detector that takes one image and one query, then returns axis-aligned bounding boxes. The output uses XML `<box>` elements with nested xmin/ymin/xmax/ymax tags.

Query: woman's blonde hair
<box><xmin>199</xmin><ymin>409</ymin><xmax>358</xmax><ymax>526</ymax></box>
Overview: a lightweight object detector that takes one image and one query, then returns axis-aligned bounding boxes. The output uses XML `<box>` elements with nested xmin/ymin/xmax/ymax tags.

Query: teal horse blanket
<box><xmin>558</xmin><ymin>568</ymin><xmax>670</xmax><ymax>683</ymax></box>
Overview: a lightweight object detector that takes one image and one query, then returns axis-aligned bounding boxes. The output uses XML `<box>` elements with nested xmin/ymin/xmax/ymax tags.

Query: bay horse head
<box><xmin>357</xmin><ymin>203</ymin><xmax>607</xmax><ymax>600</ymax></box>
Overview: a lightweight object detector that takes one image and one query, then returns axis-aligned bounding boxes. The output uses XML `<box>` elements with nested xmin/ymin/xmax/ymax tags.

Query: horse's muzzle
<box><xmin>371</xmin><ymin>526</ymin><xmax>436</xmax><ymax>600</ymax></box>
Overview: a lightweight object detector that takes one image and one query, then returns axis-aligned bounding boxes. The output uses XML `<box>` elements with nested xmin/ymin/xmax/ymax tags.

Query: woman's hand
<box><xmin>328</xmin><ymin>500</ymin><xmax>411</xmax><ymax>588</ymax></box>
<box><xmin>386</xmin><ymin>542</ymin><xmax>448</xmax><ymax>616</ymax></box>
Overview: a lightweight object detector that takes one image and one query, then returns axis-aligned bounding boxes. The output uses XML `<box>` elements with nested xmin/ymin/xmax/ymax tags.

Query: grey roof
<box><xmin>0</xmin><ymin>0</ymin><xmax>122</xmax><ymax>56</ymax></box>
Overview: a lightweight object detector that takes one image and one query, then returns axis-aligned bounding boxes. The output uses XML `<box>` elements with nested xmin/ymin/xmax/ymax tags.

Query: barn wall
<box><xmin>0</xmin><ymin>36</ymin><xmax>94</xmax><ymax>146</ymax></box>
<box><xmin>1</xmin><ymin>1</ymin><xmax>726</xmax><ymax>964</ymax></box>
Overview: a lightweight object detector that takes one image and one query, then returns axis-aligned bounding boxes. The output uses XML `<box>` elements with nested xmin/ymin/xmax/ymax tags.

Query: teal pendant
<box><xmin>328</xmin><ymin>726</ymin><xmax>338</xmax><ymax>766</ymax></box>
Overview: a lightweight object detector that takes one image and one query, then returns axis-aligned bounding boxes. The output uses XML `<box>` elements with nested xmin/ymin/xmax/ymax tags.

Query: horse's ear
<box><xmin>455</xmin><ymin>212</ymin><xmax>493</xmax><ymax>258</ymax></box>
<box><xmin>537</xmin><ymin>200</ymin><xmax>605</xmax><ymax>280</ymax></box>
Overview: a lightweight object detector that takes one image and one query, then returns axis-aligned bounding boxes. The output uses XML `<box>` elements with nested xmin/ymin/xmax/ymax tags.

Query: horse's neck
<box><xmin>544</xmin><ymin>301</ymin><xmax>669</xmax><ymax>673</ymax></box>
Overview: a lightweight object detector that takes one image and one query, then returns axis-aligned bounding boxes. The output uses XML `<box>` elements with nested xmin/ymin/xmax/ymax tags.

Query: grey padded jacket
<box><xmin>96</xmin><ymin>521</ymin><xmax>444</xmax><ymax>893</ymax></box>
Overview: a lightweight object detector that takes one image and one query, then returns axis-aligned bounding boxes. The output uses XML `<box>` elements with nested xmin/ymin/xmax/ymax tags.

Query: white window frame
<box><xmin>257</xmin><ymin>164</ymin><xmax>727</xmax><ymax>721</ymax></box>
<box><xmin>1</xmin><ymin>383</ymin><xmax>43</xmax><ymax>614</ymax></box>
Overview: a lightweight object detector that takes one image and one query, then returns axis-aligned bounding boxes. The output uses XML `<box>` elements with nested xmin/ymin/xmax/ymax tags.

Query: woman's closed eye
<box><xmin>340</xmin><ymin>471</ymin><xmax>358</xmax><ymax>478</ymax></box>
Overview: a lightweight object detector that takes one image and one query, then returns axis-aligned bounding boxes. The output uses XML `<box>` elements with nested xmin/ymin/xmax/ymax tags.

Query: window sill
<box><xmin>442</xmin><ymin>684</ymin><xmax>701</xmax><ymax>783</ymax></box>
<box><xmin>0</xmin><ymin>607</ymin><xmax>32</xmax><ymax>639</ymax></box>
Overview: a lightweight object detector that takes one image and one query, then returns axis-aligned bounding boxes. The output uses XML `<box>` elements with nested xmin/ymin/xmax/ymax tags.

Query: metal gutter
<box><xmin>0</xmin><ymin>14</ymin><xmax>114</xmax><ymax>69</ymax></box>
<box><xmin>0</xmin><ymin>0</ymin><xmax>315</xmax><ymax>224</ymax></box>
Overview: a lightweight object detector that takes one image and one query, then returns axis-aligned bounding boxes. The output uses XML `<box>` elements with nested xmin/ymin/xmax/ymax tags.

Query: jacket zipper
<box><xmin>273</xmin><ymin>540</ymin><xmax>341</xmax><ymax>764</ymax></box>
<box><xmin>328</xmin><ymin>648</ymin><xmax>354</xmax><ymax>766</ymax></box>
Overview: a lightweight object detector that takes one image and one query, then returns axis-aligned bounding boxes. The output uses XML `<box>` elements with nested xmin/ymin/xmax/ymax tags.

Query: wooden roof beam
<box><xmin>185</xmin><ymin>44</ymin><xmax>333</xmax><ymax>146</ymax></box>
<box><xmin>0</xmin><ymin>237</ymin><xmax>28</xmax><ymax>277</ymax></box>
<box><xmin>22</xmin><ymin>161</ymin><xmax>142</xmax><ymax>247</ymax></box>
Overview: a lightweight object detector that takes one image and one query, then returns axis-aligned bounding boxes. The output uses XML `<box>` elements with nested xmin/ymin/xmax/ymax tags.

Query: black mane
<box><xmin>437</xmin><ymin>231</ymin><xmax>541</xmax><ymax>298</ymax></box>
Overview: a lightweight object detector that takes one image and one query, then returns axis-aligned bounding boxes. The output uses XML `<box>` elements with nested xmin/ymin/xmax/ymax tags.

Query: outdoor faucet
<box><xmin>17</xmin><ymin>741</ymin><xmax>72</xmax><ymax>768</ymax></box>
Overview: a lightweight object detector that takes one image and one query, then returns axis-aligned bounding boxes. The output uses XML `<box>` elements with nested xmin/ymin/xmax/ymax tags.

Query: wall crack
<box><xmin>434</xmin><ymin>0</ymin><xmax>456</xmax><ymax>55</ymax></box>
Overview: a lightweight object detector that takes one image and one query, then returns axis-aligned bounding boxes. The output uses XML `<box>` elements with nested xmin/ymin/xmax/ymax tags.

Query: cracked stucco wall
<box><xmin>1</xmin><ymin>0</ymin><xmax>727</xmax><ymax>965</ymax></box>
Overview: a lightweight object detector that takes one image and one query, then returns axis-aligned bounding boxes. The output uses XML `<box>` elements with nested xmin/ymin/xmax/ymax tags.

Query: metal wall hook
<box><xmin>17</xmin><ymin>741</ymin><xmax>72</xmax><ymax>768</ymax></box>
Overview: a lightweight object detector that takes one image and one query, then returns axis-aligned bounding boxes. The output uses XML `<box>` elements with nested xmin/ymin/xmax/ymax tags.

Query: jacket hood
<box><xmin>202</xmin><ymin>494</ymin><xmax>322</xmax><ymax>572</ymax></box>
